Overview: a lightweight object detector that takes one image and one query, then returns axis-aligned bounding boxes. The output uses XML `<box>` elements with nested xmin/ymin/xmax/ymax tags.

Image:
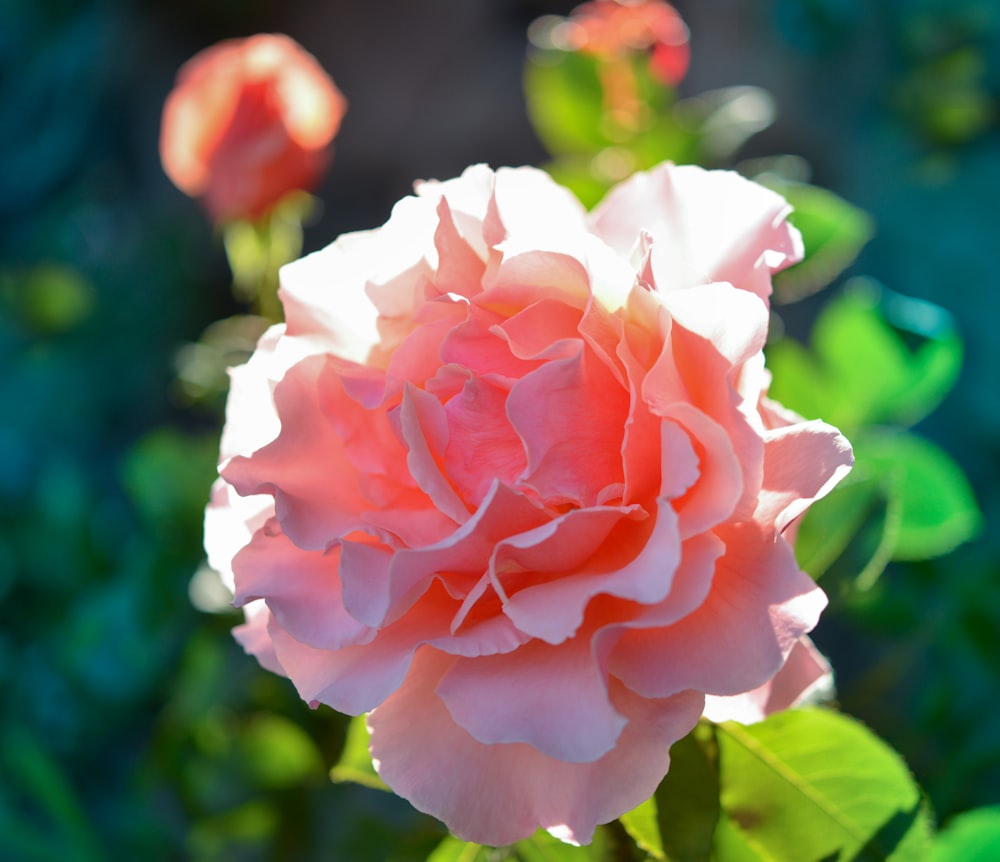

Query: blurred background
<box><xmin>2</xmin><ymin>0</ymin><xmax>998</xmax><ymax>858</ymax></box>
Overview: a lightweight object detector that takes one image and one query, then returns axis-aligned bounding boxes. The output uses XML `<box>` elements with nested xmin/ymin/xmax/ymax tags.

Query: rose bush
<box><xmin>205</xmin><ymin>162</ymin><xmax>853</xmax><ymax>845</ymax></box>
<box><xmin>160</xmin><ymin>33</ymin><xmax>345</xmax><ymax>223</ymax></box>
<box><xmin>566</xmin><ymin>0</ymin><xmax>691</xmax><ymax>87</ymax></box>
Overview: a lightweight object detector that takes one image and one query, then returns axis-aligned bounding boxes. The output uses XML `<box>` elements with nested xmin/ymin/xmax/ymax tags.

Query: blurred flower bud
<box><xmin>568</xmin><ymin>0</ymin><xmax>690</xmax><ymax>86</ymax></box>
<box><xmin>160</xmin><ymin>34</ymin><xmax>345</xmax><ymax>223</ymax></box>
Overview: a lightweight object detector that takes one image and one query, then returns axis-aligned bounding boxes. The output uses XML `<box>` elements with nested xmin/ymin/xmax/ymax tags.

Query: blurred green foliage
<box><xmin>932</xmin><ymin>807</ymin><xmax>1000</xmax><ymax>862</ymax></box>
<box><xmin>524</xmin><ymin>24</ymin><xmax>775</xmax><ymax>206</ymax></box>
<box><xmin>2</xmin><ymin>0</ymin><xmax>999</xmax><ymax>858</ymax></box>
<box><xmin>769</xmin><ymin>280</ymin><xmax>980</xmax><ymax>587</ymax></box>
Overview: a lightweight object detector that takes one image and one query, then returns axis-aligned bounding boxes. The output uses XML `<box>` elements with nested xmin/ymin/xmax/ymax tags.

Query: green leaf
<box><xmin>766</xmin><ymin>182</ymin><xmax>875</xmax><ymax>301</ymax></box>
<box><xmin>427</xmin><ymin>830</ymin><xmax>604</xmax><ymax>862</ymax></box>
<box><xmin>860</xmin><ymin>430</ymin><xmax>982</xmax><ymax>561</ymax></box>
<box><xmin>524</xmin><ymin>49</ymin><xmax>613</xmax><ymax>157</ymax></box>
<box><xmin>710</xmin><ymin>810</ymin><xmax>767</xmax><ymax>861</ymax></box>
<box><xmin>792</xmin><ymin>472</ymin><xmax>882</xmax><ymax>581</ymax></box>
<box><xmin>762</xmin><ymin>336</ymin><xmax>831</xmax><ymax>425</ymax></box>
<box><xmin>812</xmin><ymin>280</ymin><xmax>962</xmax><ymax>431</ymax></box>
<box><xmin>768</xmin><ymin>280</ymin><xmax>963</xmax><ymax>434</ymax></box>
<box><xmin>871</xmin><ymin>287</ymin><xmax>963</xmax><ymax>427</ymax></box>
<box><xmin>514</xmin><ymin>829</ymin><xmax>605</xmax><ymax>861</ymax></box>
<box><xmin>620</xmin><ymin>797</ymin><xmax>664</xmax><ymax>859</ymax></box>
<box><xmin>656</xmin><ymin>725</ymin><xmax>720</xmax><ymax>862</ymax></box>
<box><xmin>525</xmin><ymin>47</ymin><xmax>701</xmax><ymax>206</ymax></box>
<box><xmin>330</xmin><ymin>714</ymin><xmax>389</xmax><ymax>791</ymax></box>
<box><xmin>427</xmin><ymin>836</ymin><xmax>495</xmax><ymax>862</ymax></box>
<box><xmin>932</xmin><ymin>807</ymin><xmax>1000</xmax><ymax>861</ymax></box>
<box><xmin>714</xmin><ymin>708</ymin><xmax>932</xmax><ymax>861</ymax></box>
<box><xmin>239</xmin><ymin>713</ymin><xmax>324</xmax><ymax>788</ymax></box>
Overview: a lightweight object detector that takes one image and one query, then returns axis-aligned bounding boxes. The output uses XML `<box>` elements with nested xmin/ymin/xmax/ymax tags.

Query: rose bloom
<box><xmin>160</xmin><ymin>33</ymin><xmax>345</xmax><ymax>223</ymax></box>
<box><xmin>566</xmin><ymin>0</ymin><xmax>690</xmax><ymax>86</ymax></box>
<box><xmin>205</xmin><ymin>162</ymin><xmax>852</xmax><ymax>845</ymax></box>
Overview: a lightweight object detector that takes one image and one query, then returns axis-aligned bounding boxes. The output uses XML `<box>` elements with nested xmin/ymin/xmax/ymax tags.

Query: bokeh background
<box><xmin>2</xmin><ymin>0</ymin><xmax>999</xmax><ymax>858</ymax></box>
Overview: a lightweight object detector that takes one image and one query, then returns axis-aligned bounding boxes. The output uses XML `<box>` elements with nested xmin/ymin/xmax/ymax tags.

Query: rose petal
<box><xmin>442</xmin><ymin>375</ymin><xmax>527</xmax><ymax>507</ymax></box>
<box><xmin>223</xmin><ymin>355</ymin><xmax>394</xmax><ymax>549</ymax></box>
<box><xmin>478</xmin><ymin>249</ymin><xmax>591</xmax><ymax>314</ymax></box>
<box><xmin>702</xmin><ymin>635</ymin><xmax>833</xmax><ymax>724</ymax></box>
<box><xmin>497</xmin><ymin>502</ymin><xmax>677</xmax><ymax>645</ymax></box>
<box><xmin>431</xmin><ymin>196</ymin><xmax>487</xmax><ymax>297</ymax></box>
<box><xmin>397</xmin><ymin>383</ymin><xmax>471</xmax><ymax>525</ymax></box>
<box><xmin>267</xmin><ymin>582</ymin><xmax>454</xmax><ymax>714</ymax></box>
<box><xmin>756</xmin><ymin>420</ymin><xmax>854</xmax><ymax>533</ymax></box>
<box><xmin>232</xmin><ymin>602</ymin><xmax>284</xmax><ymax>675</ymax></box>
<box><xmin>280</xmin><ymin>235</ymin><xmax>381</xmax><ymax>364</ymax></box>
<box><xmin>382</xmin><ymin>295</ymin><xmax>469</xmax><ymax>400</ymax></box>
<box><xmin>218</xmin><ymin>325</ymin><xmax>285</xmax><ymax>461</ymax></box>
<box><xmin>369</xmin><ymin>648</ymin><xmax>704</xmax><ymax>846</ymax></box>
<box><xmin>491</xmin><ymin>166</ymin><xmax>589</xmax><ymax>259</ymax></box>
<box><xmin>437</xmin><ymin>633</ymin><xmax>626</xmax><ymax>762</ymax></box>
<box><xmin>508</xmin><ymin>345</ymin><xmax>630</xmax><ymax>508</ymax></box>
<box><xmin>269</xmin><ymin>579</ymin><xmax>526</xmax><ymax>715</ymax></box>
<box><xmin>660</xmin><ymin>407</ymin><xmax>744</xmax><ymax>538</ymax></box>
<box><xmin>499</xmin><ymin>298</ymin><xmax>584</xmax><ymax>360</ymax></box>
<box><xmin>383</xmin><ymin>481</ymin><xmax>551</xmax><ymax>621</ymax></box>
<box><xmin>204</xmin><ymin>478</ymin><xmax>273</xmax><ymax>592</ymax></box>
<box><xmin>610</xmin><ymin>521</ymin><xmax>826</xmax><ymax>698</ymax></box>
<box><xmin>440</xmin><ymin>305</ymin><xmax>543</xmax><ymax>383</ymax></box>
<box><xmin>232</xmin><ymin>517</ymin><xmax>372</xmax><ymax>650</ymax></box>
<box><xmin>590</xmin><ymin>163</ymin><xmax>803</xmax><ymax>300</ymax></box>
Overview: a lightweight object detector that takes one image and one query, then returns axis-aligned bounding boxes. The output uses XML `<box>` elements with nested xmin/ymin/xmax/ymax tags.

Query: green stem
<box><xmin>605</xmin><ymin>819</ymin><xmax>642</xmax><ymax>862</ymax></box>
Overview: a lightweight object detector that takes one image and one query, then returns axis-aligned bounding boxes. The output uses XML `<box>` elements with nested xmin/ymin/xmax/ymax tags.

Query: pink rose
<box><xmin>160</xmin><ymin>34</ymin><xmax>346</xmax><ymax>223</ymax></box>
<box><xmin>204</xmin><ymin>162</ymin><xmax>852</xmax><ymax>845</ymax></box>
<box><xmin>567</xmin><ymin>0</ymin><xmax>691</xmax><ymax>87</ymax></box>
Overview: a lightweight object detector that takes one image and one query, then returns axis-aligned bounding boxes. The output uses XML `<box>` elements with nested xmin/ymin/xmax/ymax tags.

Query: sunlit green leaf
<box><xmin>427</xmin><ymin>836</ymin><xmax>496</xmax><ymax>862</ymax></box>
<box><xmin>860</xmin><ymin>430</ymin><xmax>981</xmax><ymax>561</ymax></box>
<box><xmin>620</xmin><ymin>797</ymin><xmax>664</xmax><ymax>859</ymax></box>
<box><xmin>761</xmin><ymin>335</ymin><xmax>831</xmax><ymax>424</ymax></box>
<box><xmin>525</xmin><ymin>47</ymin><xmax>700</xmax><ymax>206</ymax></box>
<box><xmin>812</xmin><ymin>280</ymin><xmax>961</xmax><ymax>430</ymax></box>
<box><xmin>330</xmin><ymin>714</ymin><xmax>388</xmax><ymax>790</ymax></box>
<box><xmin>715</xmin><ymin>708</ymin><xmax>932</xmax><ymax>861</ymax></box>
<box><xmin>524</xmin><ymin>49</ymin><xmax>610</xmax><ymax>157</ymax></box>
<box><xmin>768</xmin><ymin>280</ymin><xmax>963</xmax><ymax>433</ymax></box>
<box><xmin>655</xmin><ymin>725</ymin><xmax>719</xmax><ymax>862</ymax></box>
<box><xmin>793</xmin><ymin>471</ymin><xmax>882</xmax><ymax>581</ymax></box>
<box><xmin>932</xmin><ymin>806</ymin><xmax>1000</xmax><ymax>861</ymax></box>
<box><xmin>766</xmin><ymin>182</ymin><xmax>875</xmax><ymax>301</ymax></box>
<box><xmin>427</xmin><ymin>835</ymin><xmax>496</xmax><ymax>862</ymax></box>
<box><xmin>710</xmin><ymin>810</ymin><xmax>767</xmax><ymax>861</ymax></box>
<box><xmin>427</xmin><ymin>830</ymin><xmax>605</xmax><ymax>862</ymax></box>
<box><xmin>240</xmin><ymin>712</ymin><xmax>324</xmax><ymax>788</ymax></box>
<box><xmin>871</xmin><ymin>286</ymin><xmax>963</xmax><ymax>427</ymax></box>
<box><xmin>514</xmin><ymin>829</ymin><xmax>605</xmax><ymax>861</ymax></box>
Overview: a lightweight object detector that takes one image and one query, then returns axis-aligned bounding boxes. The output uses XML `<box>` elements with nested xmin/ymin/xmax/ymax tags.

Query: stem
<box><xmin>605</xmin><ymin>819</ymin><xmax>641</xmax><ymax>862</ymax></box>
